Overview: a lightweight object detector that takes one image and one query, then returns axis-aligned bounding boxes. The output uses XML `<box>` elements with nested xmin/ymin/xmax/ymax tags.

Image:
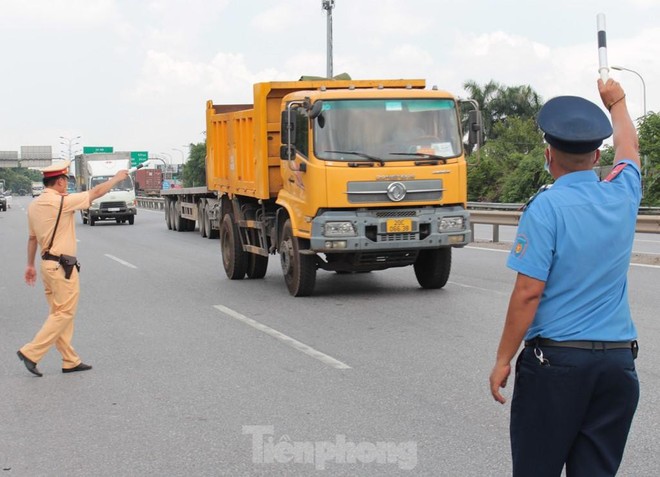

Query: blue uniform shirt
<box><xmin>507</xmin><ymin>160</ymin><xmax>641</xmax><ymax>341</ymax></box>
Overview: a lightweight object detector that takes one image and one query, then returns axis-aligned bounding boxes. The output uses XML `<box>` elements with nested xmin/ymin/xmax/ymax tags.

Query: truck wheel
<box><xmin>81</xmin><ymin>211</ymin><xmax>88</xmax><ymax>225</ymax></box>
<box><xmin>221</xmin><ymin>214</ymin><xmax>247</xmax><ymax>279</ymax></box>
<box><xmin>247</xmin><ymin>253</ymin><xmax>269</xmax><ymax>279</ymax></box>
<box><xmin>173</xmin><ymin>202</ymin><xmax>182</xmax><ymax>231</ymax></box>
<box><xmin>89</xmin><ymin>216</ymin><xmax>96</xmax><ymax>226</ymax></box>
<box><xmin>205</xmin><ymin>206</ymin><xmax>219</xmax><ymax>239</ymax></box>
<box><xmin>165</xmin><ymin>201</ymin><xmax>172</xmax><ymax>230</ymax></box>
<box><xmin>198</xmin><ymin>204</ymin><xmax>206</xmax><ymax>237</ymax></box>
<box><xmin>169</xmin><ymin>202</ymin><xmax>177</xmax><ymax>231</ymax></box>
<box><xmin>279</xmin><ymin>219</ymin><xmax>316</xmax><ymax>296</ymax></box>
<box><xmin>128</xmin><ymin>215</ymin><xmax>135</xmax><ymax>225</ymax></box>
<box><xmin>414</xmin><ymin>247</ymin><xmax>451</xmax><ymax>289</ymax></box>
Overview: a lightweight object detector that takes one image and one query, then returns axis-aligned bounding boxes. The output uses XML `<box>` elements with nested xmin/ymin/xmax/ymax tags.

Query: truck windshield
<box><xmin>90</xmin><ymin>175</ymin><xmax>133</xmax><ymax>191</ymax></box>
<box><xmin>314</xmin><ymin>99</ymin><xmax>462</xmax><ymax>162</ymax></box>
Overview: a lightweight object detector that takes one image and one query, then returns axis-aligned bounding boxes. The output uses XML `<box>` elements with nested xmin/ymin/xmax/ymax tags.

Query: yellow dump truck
<box><xmin>161</xmin><ymin>78</ymin><xmax>482</xmax><ymax>296</ymax></box>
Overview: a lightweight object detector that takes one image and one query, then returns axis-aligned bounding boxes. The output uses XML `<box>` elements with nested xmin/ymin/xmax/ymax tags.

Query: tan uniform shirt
<box><xmin>28</xmin><ymin>189</ymin><xmax>90</xmax><ymax>257</ymax></box>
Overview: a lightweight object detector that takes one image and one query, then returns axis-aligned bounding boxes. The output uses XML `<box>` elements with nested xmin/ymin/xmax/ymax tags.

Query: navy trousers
<box><xmin>510</xmin><ymin>345</ymin><xmax>639</xmax><ymax>477</ymax></box>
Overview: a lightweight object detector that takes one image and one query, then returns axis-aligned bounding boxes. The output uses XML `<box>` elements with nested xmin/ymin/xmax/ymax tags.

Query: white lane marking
<box><xmin>448</xmin><ymin>281</ymin><xmax>509</xmax><ymax>295</ymax></box>
<box><xmin>214</xmin><ymin>304</ymin><xmax>351</xmax><ymax>370</ymax></box>
<box><xmin>466</xmin><ymin>245</ymin><xmax>509</xmax><ymax>253</ymax></box>
<box><xmin>631</xmin><ymin>263</ymin><xmax>660</xmax><ymax>269</ymax></box>
<box><xmin>104</xmin><ymin>254</ymin><xmax>138</xmax><ymax>269</ymax></box>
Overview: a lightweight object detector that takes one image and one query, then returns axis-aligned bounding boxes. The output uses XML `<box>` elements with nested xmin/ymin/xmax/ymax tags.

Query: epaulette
<box><xmin>520</xmin><ymin>184</ymin><xmax>552</xmax><ymax>212</ymax></box>
<box><xmin>602</xmin><ymin>162</ymin><xmax>628</xmax><ymax>182</ymax></box>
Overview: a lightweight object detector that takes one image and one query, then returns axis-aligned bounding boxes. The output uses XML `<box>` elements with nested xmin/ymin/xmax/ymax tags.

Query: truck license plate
<box><xmin>108</xmin><ymin>207</ymin><xmax>120</xmax><ymax>212</ymax></box>
<box><xmin>386</xmin><ymin>219</ymin><xmax>412</xmax><ymax>233</ymax></box>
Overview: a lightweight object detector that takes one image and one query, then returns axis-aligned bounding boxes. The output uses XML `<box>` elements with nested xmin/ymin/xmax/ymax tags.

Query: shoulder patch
<box><xmin>512</xmin><ymin>234</ymin><xmax>528</xmax><ymax>258</ymax></box>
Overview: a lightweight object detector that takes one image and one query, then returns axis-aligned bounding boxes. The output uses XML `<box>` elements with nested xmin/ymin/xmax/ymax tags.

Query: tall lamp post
<box><xmin>172</xmin><ymin>148</ymin><xmax>185</xmax><ymax>164</ymax></box>
<box><xmin>59</xmin><ymin>135</ymin><xmax>81</xmax><ymax>162</ymax></box>
<box><xmin>322</xmin><ymin>0</ymin><xmax>335</xmax><ymax>78</ymax></box>
<box><xmin>611</xmin><ymin>65</ymin><xmax>648</xmax><ymax>195</ymax></box>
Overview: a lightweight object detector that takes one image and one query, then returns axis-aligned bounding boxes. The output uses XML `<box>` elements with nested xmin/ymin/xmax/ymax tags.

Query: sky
<box><xmin>1</xmin><ymin>0</ymin><xmax>659</xmax><ymax>164</ymax></box>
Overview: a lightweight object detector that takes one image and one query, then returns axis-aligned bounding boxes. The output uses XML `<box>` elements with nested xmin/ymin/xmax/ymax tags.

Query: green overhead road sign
<box><xmin>83</xmin><ymin>146</ymin><xmax>113</xmax><ymax>154</ymax></box>
<box><xmin>130</xmin><ymin>151</ymin><xmax>149</xmax><ymax>167</ymax></box>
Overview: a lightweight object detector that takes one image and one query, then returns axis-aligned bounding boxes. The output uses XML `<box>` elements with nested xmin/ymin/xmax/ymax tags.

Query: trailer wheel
<box><xmin>279</xmin><ymin>219</ymin><xmax>316</xmax><ymax>296</ymax></box>
<box><xmin>165</xmin><ymin>200</ymin><xmax>172</xmax><ymax>230</ymax></box>
<box><xmin>173</xmin><ymin>202</ymin><xmax>183</xmax><ymax>231</ymax></box>
<box><xmin>414</xmin><ymin>247</ymin><xmax>451</xmax><ymax>289</ymax></box>
<box><xmin>247</xmin><ymin>253</ymin><xmax>269</xmax><ymax>279</ymax></box>
<box><xmin>221</xmin><ymin>214</ymin><xmax>247</xmax><ymax>279</ymax></box>
<box><xmin>205</xmin><ymin>206</ymin><xmax>219</xmax><ymax>239</ymax></box>
<box><xmin>198</xmin><ymin>203</ymin><xmax>207</xmax><ymax>237</ymax></box>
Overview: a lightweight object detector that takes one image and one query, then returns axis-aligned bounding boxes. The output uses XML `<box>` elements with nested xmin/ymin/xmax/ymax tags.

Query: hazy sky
<box><xmin>1</xmin><ymin>0</ymin><xmax>659</xmax><ymax>163</ymax></box>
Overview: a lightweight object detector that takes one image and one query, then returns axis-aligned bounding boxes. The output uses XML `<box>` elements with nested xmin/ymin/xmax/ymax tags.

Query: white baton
<box><xmin>597</xmin><ymin>13</ymin><xmax>609</xmax><ymax>82</ymax></box>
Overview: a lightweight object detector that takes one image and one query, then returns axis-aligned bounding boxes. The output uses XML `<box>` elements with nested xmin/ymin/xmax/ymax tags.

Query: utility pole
<box><xmin>322</xmin><ymin>0</ymin><xmax>335</xmax><ymax>78</ymax></box>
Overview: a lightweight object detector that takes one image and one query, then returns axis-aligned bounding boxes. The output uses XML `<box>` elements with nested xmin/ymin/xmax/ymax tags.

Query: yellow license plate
<box><xmin>386</xmin><ymin>219</ymin><xmax>412</xmax><ymax>233</ymax></box>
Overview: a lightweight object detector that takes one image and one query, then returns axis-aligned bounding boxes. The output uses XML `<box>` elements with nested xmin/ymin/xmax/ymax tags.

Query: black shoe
<box><xmin>17</xmin><ymin>350</ymin><xmax>43</xmax><ymax>377</ymax></box>
<box><xmin>62</xmin><ymin>363</ymin><xmax>92</xmax><ymax>373</ymax></box>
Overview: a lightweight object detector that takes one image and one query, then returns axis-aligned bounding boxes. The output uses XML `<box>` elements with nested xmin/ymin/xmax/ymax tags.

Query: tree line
<box><xmin>462</xmin><ymin>80</ymin><xmax>660</xmax><ymax>206</ymax></box>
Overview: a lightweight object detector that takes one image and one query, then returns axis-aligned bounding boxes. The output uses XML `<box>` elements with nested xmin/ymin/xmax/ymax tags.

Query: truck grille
<box><xmin>379</xmin><ymin>232</ymin><xmax>419</xmax><ymax>242</ymax></box>
<box><xmin>347</xmin><ymin>180</ymin><xmax>443</xmax><ymax>204</ymax></box>
<box><xmin>101</xmin><ymin>201</ymin><xmax>126</xmax><ymax>209</ymax></box>
<box><xmin>375</xmin><ymin>210</ymin><xmax>418</xmax><ymax>218</ymax></box>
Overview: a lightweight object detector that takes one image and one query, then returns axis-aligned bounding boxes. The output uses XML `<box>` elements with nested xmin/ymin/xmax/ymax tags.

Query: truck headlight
<box><xmin>439</xmin><ymin>216</ymin><xmax>465</xmax><ymax>232</ymax></box>
<box><xmin>91</xmin><ymin>201</ymin><xmax>100</xmax><ymax>209</ymax></box>
<box><xmin>323</xmin><ymin>221</ymin><xmax>357</xmax><ymax>237</ymax></box>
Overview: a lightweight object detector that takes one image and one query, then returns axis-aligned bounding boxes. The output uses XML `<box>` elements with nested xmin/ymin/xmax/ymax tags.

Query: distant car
<box><xmin>0</xmin><ymin>193</ymin><xmax>7</xmax><ymax>212</ymax></box>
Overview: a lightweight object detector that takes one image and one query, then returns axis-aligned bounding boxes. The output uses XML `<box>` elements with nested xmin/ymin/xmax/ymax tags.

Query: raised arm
<box><xmin>88</xmin><ymin>170</ymin><xmax>129</xmax><ymax>202</ymax></box>
<box><xmin>598</xmin><ymin>79</ymin><xmax>640</xmax><ymax>168</ymax></box>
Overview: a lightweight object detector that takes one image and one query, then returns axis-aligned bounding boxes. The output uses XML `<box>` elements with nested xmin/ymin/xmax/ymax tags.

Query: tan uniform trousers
<box><xmin>20</xmin><ymin>260</ymin><xmax>81</xmax><ymax>369</ymax></box>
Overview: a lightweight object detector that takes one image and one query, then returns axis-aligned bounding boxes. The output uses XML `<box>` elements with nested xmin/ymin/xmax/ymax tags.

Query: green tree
<box><xmin>182</xmin><ymin>142</ymin><xmax>206</xmax><ymax>187</ymax></box>
<box><xmin>0</xmin><ymin>167</ymin><xmax>41</xmax><ymax>194</ymax></box>
<box><xmin>638</xmin><ymin>112</ymin><xmax>660</xmax><ymax>205</ymax></box>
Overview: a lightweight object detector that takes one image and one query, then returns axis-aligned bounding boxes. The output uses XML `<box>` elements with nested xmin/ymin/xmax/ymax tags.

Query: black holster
<box><xmin>58</xmin><ymin>254</ymin><xmax>80</xmax><ymax>280</ymax></box>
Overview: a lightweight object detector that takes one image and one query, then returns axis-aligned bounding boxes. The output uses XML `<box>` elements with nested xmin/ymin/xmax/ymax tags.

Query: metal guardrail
<box><xmin>136</xmin><ymin>197</ymin><xmax>660</xmax><ymax>240</ymax></box>
<box><xmin>469</xmin><ymin>207</ymin><xmax>660</xmax><ymax>242</ymax></box>
<box><xmin>137</xmin><ymin>197</ymin><xmax>165</xmax><ymax>210</ymax></box>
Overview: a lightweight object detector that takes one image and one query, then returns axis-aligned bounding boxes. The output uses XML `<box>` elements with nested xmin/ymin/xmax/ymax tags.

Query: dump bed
<box><xmin>205</xmin><ymin>79</ymin><xmax>426</xmax><ymax>200</ymax></box>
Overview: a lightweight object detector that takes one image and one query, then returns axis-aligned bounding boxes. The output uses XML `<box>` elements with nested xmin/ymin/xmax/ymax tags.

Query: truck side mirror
<box><xmin>308</xmin><ymin>101</ymin><xmax>323</xmax><ymax>119</ymax></box>
<box><xmin>280</xmin><ymin>145</ymin><xmax>295</xmax><ymax>161</ymax></box>
<box><xmin>468</xmin><ymin>110</ymin><xmax>483</xmax><ymax>147</ymax></box>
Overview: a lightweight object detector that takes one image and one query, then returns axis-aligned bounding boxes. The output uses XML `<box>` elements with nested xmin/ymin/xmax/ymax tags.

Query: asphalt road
<box><xmin>1</xmin><ymin>196</ymin><xmax>659</xmax><ymax>476</ymax></box>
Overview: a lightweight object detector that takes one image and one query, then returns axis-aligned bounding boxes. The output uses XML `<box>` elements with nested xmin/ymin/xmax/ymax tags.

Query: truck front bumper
<box><xmin>309</xmin><ymin>206</ymin><xmax>471</xmax><ymax>252</ymax></box>
<box><xmin>90</xmin><ymin>202</ymin><xmax>137</xmax><ymax>219</ymax></box>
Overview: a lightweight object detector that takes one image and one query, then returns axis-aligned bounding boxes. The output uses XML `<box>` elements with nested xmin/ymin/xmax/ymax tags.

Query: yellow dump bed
<box><xmin>205</xmin><ymin>79</ymin><xmax>426</xmax><ymax>199</ymax></box>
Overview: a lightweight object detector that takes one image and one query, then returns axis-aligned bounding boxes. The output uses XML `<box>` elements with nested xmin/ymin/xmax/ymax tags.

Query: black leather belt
<box><xmin>42</xmin><ymin>252</ymin><xmax>60</xmax><ymax>261</ymax></box>
<box><xmin>525</xmin><ymin>338</ymin><xmax>635</xmax><ymax>351</ymax></box>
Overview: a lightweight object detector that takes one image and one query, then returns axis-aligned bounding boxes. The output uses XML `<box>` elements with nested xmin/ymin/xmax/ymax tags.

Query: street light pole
<box><xmin>172</xmin><ymin>148</ymin><xmax>185</xmax><ymax>164</ymax></box>
<box><xmin>322</xmin><ymin>0</ymin><xmax>335</xmax><ymax>78</ymax></box>
<box><xmin>59</xmin><ymin>135</ymin><xmax>81</xmax><ymax>162</ymax></box>
<box><xmin>611</xmin><ymin>65</ymin><xmax>648</xmax><ymax>198</ymax></box>
<box><xmin>611</xmin><ymin>65</ymin><xmax>647</xmax><ymax>117</ymax></box>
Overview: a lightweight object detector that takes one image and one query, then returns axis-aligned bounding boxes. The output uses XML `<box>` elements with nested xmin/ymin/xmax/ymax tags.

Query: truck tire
<box><xmin>205</xmin><ymin>206</ymin><xmax>219</xmax><ymax>239</ymax></box>
<box><xmin>221</xmin><ymin>214</ymin><xmax>247</xmax><ymax>279</ymax></box>
<box><xmin>247</xmin><ymin>253</ymin><xmax>269</xmax><ymax>279</ymax></box>
<box><xmin>128</xmin><ymin>215</ymin><xmax>135</xmax><ymax>225</ymax></box>
<box><xmin>81</xmin><ymin>211</ymin><xmax>88</xmax><ymax>225</ymax></box>
<box><xmin>279</xmin><ymin>219</ymin><xmax>316</xmax><ymax>296</ymax></box>
<box><xmin>414</xmin><ymin>247</ymin><xmax>451</xmax><ymax>289</ymax></box>
<box><xmin>165</xmin><ymin>200</ymin><xmax>172</xmax><ymax>230</ymax></box>
<box><xmin>173</xmin><ymin>202</ymin><xmax>182</xmax><ymax>231</ymax></box>
<box><xmin>198</xmin><ymin>203</ymin><xmax>207</xmax><ymax>237</ymax></box>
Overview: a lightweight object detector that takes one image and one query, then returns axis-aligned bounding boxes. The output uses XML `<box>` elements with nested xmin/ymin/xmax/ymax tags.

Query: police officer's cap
<box><xmin>41</xmin><ymin>160</ymin><xmax>71</xmax><ymax>178</ymax></box>
<box><xmin>538</xmin><ymin>96</ymin><xmax>612</xmax><ymax>154</ymax></box>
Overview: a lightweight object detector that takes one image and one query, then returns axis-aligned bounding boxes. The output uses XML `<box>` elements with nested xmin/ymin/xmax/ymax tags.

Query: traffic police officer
<box><xmin>489</xmin><ymin>79</ymin><xmax>641</xmax><ymax>476</ymax></box>
<box><xmin>17</xmin><ymin>160</ymin><xmax>129</xmax><ymax>376</ymax></box>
